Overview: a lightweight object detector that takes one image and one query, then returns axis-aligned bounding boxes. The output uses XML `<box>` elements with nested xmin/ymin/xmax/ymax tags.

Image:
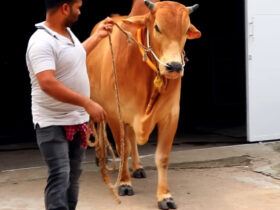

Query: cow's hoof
<box><xmin>118</xmin><ymin>185</ymin><xmax>134</xmax><ymax>196</ymax></box>
<box><xmin>158</xmin><ymin>198</ymin><xmax>177</xmax><ymax>209</ymax></box>
<box><xmin>132</xmin><ymin>168</ymin><xmax>147</xmax><ymax>178</ymax></box>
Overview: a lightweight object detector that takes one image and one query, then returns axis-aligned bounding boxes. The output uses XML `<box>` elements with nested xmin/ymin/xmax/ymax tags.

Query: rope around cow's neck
<box><xmin>114</xmin><ymin>23</ymin><xmax>167</xmax><ymax>70</ymax></box>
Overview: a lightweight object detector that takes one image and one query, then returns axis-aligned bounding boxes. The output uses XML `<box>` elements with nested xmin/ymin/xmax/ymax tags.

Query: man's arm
<box><xmin>82</xmin><ymin>17</ymin><xmax>114</xmax><ymax>55</ymax></box>
<box><xmin>36</xmin><ymin>70</ymin><xmax>106</xmax><ymax>122</ymax></box>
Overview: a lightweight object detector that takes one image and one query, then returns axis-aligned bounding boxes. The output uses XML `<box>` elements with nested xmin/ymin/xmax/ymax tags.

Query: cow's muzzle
<box><xmin>166</xmin><ymin>62</ymin><xmax>183</xmax><ymax>73</ymax></box>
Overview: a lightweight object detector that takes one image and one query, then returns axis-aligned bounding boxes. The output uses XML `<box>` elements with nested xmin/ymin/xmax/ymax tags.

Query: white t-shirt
<box><xmin>26</xmin><ymin>22</ymin><xmax>90</xmax><ymax>128</ymax></box>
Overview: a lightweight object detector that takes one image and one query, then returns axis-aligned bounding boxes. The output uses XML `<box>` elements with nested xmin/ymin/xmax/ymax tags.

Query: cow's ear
<box><xmin>122</xmin><ymin>15</ymin><xmax>147</xmax><ymax>28</ymax></box>
<box><xmin>187</xmin><ymin>24</ymin><xmax>201</xmax><ymax>39</ymax></box>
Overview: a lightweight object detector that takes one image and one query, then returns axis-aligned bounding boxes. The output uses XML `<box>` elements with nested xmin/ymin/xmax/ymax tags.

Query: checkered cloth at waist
<box><xmin>64</xmin><ymin>123</ymin><xmax>89</xmax><ymax>148</ymax></box>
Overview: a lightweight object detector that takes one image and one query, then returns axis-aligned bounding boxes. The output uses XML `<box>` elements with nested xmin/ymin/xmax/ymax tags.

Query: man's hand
<box><xmin>95</xmin><ymin>17</ymin><xmax>115</xmax><ymax>40</ymax></box>
<box><xmin>84</xmin><ymin>99</ymin><xmax>107</xmax><ymax>122</ymax></box>
<box><xmin>82</xmin><ymin>17</ymin><xmax>115</xmax><ymax>54</ymax></box>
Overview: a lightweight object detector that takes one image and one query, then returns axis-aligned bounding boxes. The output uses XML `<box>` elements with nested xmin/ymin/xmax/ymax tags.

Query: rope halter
<box><xmin>144</xmin><ymin>29</ymin><xmax>186</xmax><ymax>70</ymax></box>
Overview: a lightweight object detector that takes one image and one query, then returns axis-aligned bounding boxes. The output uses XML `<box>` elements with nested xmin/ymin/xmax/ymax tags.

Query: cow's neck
<box><xmin>145</xmin><ymin>77</ymin><xmax>181</xmax><ymax>115</ymax></box>
<box><xmin>145</xmin><ymin>85</ymin><xmax>161</xmax><ymax>115</ymax></box>
<box><xmin>138</xmin><ymin>77</ymin><xmax>181</xmax><ymax>144</ymax></box>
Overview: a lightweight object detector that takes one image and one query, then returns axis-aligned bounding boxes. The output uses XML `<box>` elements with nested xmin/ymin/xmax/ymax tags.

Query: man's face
<box><xmin>64</xmin><ymin>0</ymin><xmax>82</xmax><ymax>27</ymax></box>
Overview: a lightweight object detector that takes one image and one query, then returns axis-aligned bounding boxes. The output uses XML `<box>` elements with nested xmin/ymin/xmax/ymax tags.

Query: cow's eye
<box><xmin>154</xmin><ymin>25</ymin><xmax>161</xmax><ymax>33</ymax></box>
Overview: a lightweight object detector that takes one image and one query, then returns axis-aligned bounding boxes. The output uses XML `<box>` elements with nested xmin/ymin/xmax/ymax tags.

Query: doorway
<box><xmin>177</xmin><ymin>0</ymin><xmax>247</xmax><ymax>142</ymax></box>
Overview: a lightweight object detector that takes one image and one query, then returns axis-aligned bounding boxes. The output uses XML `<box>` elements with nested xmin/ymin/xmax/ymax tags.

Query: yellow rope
<box><xmin>86</xmin><ymin>23</ymin><xmax>129</xmax><ymax>204</ymax></box>
<box><xmin>108</xmin><ymin>33</ymin><xmax>126</xmax><ymax>191</ymax></box>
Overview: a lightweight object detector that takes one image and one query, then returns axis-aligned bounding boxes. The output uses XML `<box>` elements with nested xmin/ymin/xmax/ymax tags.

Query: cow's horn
<box><xmin>144</xmin><ymin>0</ymin><xmax>155</xmax><ymax>11</ymax></box>
<box><xmin>187</xmin><ymin>4</ymin><xmax>199</xmax><ymax>15</ymax></box>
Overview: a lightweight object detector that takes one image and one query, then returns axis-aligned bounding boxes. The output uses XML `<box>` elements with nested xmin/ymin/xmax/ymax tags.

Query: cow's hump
<box><xmin>129</xmin><ymin>0</ymin><xmax>160</xmax><ymax>16</ymax></box>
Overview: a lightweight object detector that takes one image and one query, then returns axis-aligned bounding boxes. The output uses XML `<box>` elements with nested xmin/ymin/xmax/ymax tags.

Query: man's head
<box><xmin>45</xmin><ymin>0</ymin><xmax>76</xmax><ymax>11</ymax></box>
<box><xmin>45</xmin><ymin>0</ymin><xmax>82</xmax><ymax>27</ymax></box>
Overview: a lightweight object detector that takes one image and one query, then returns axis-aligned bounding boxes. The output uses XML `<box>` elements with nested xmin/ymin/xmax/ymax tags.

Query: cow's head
<box><xmin>123</xmin><ymin>0</ymin><xmax>201</xmax><ymax>79</ymax></box>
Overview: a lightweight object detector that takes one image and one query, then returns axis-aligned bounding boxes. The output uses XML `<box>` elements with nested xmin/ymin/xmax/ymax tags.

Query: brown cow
<box><xmin>87</xmin><ymin>0</ymin><xmax>201</xmax><ymax>209</ymax></box>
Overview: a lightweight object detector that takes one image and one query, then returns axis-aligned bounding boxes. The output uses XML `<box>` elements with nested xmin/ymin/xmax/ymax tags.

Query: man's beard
<box><xmin>64</xmin><ymin>19</ymin><xmax>75</xmax><ymax>27</ymax></box>
<box><xmin>64</xmin><ymin>9</ymin><xmax>79</xmax><ymax>27</ymax></box>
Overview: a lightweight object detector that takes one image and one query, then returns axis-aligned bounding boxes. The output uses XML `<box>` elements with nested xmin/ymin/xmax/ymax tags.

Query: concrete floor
<box><xmin>1</xmin><ymin>134</ymin><xmax>280</xmax><ymax>210</ymax></box>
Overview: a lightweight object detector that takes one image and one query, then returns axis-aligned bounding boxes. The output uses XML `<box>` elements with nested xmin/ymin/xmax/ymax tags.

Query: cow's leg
<box><xmin>108</xmin><ymin>120</ymin><xmax>134</xmax><ymax>196</ymax></box>
<box><xmin>126</xmin><ymin>125</ymin><xmax>146</xmax><ymax>179</ymax></box>
<box><xmin>117</xmin><ymin>134</ymin><xmax>135</xmax><ymax>196</ymax></box>
<box><xmin>156</xmin><ymin>114</ymin><xmax>179</xmax><ymax>209</ymax></box>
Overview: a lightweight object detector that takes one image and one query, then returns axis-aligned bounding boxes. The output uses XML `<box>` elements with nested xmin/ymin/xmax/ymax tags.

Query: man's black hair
<box><xmin>45</xmin><ymin>0</ymin><xmax>77</xmax><ymax>10</ymax></box>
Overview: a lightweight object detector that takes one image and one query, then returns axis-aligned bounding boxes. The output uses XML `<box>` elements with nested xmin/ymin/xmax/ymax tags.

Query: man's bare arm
<box><xmin>36</xmin><ymin>70</ymin><xmax>106</xmax><ymax>122</ymax></box>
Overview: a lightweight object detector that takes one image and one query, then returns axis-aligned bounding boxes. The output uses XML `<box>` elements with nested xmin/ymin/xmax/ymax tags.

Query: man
<box><xmin>25</xmin><ymin>0</ymin><xmax>114</xmax><ymax>209</ymax></box>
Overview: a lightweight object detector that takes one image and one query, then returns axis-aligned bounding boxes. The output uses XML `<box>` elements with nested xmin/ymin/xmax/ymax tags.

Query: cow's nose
<box><xmin>166</xmin><ymin>62</ymin><xmax>182</xmax><ymax>72</ymax></box>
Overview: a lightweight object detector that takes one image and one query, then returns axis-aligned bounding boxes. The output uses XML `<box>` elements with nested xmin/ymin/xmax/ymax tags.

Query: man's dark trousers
<box><xmin>36</xmin><ymin>125</ymin><xmax>85</xmax><ymax>210</ymax></box>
